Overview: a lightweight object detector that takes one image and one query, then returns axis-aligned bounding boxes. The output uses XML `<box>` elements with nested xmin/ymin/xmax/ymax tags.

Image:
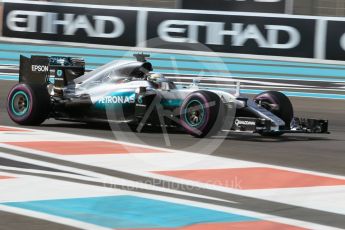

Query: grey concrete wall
<box><xmin>53</xmin><ymin>0</ymin><xmax>176</xmax><ymax>8</ymax></box>
<box><xmin>314</xmin><ymin>0</ymin><xmax>345</xmax><ymax>16</ymax></box>
<box><xmin>294</xmin><ymin>0</ymin><xmax>345</xmax><ymax>16</ymax></box>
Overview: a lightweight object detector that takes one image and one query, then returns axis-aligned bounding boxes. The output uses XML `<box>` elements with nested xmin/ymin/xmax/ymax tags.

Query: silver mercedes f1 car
<box><xmin>7</xmin><ymin>54</ymin><xmax>328</xmax><ymax>138</ymax></box>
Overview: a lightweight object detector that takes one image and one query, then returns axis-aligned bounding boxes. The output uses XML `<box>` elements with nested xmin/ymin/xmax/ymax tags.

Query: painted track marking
<box><xmin>0</xmin><ymin>126</ymin><xmax>344</xmax><ymax>229</ymax></box>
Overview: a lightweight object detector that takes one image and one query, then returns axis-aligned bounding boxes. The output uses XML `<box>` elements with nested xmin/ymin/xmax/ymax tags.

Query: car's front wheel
<box><xmin>254</xmin><ymin>91</ymin><xmax>294</xmax><ymax>136</ymax></box>
<box><xmin>180</xmin><ymin>91</ymin><xmax>224</xmax><ymax>138</ymax></box>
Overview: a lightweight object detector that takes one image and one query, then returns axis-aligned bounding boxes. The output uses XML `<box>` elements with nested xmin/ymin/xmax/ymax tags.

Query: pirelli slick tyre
<box><xmin>7</xmin><ymin>84</ymin><xmax>51</xmax><ymax>126</ymax></box>
<box><xmin>180</xmin><ymin>91</ymin><xmax>224</xmax><ymax>138</ymax></box>
<box><xmin>254</xmin><ymin>91</ymin><xmax>294</xmax><ymax>137</ymax></box>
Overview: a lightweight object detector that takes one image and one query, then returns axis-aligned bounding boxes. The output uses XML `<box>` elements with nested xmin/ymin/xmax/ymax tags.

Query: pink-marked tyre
<box><xmin>254</xmin><ymin>91</ymin><xmax>294</xmax><ymax>136</ymax></box>
<box><xmin>180</xmin><ymin>91</ymin><xmax>223</xmax><ymax>138</ymax></box>
<box><xmin>7</xmin><ymin>84</ymin><xmax>51</xmax><ymax>125</ymax></box>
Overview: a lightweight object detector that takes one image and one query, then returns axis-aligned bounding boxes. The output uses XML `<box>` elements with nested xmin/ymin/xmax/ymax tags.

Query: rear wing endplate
<box><xmin>19</xmin><ymin>55</ymin><xmax>49</xmax><ymax>85</ymax></box>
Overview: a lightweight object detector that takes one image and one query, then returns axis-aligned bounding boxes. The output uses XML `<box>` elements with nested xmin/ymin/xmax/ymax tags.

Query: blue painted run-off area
<box><xmin>3</xmin><ymin>195</ymin><xmax>258</xmax><ymax>229</ymax></box>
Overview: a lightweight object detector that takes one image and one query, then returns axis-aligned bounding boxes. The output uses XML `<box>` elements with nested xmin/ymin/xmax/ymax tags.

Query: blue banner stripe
<box><xmin>0</xmin><ymin>43</ymin><xmax>345</xmax><ymax>69</ymax></box>
<box><xmin>1</xmin><ymin>42</ymin><xmax>345</xmax><ymax>69</ymax></box>
<box><xmin>151</xmin><ymin>60</ymin><xmax>345</xmax><ymax>78</ymax></box>
<box><xmin>3</xmin><ymin>66</ymin><xmax>345</xmax><ymax>83</ymax></box>
<box><xmin>242</xmin><ymin>89</ymin><xmax>345</xmax><ymax>100</ymax></box>
<box><xmin>2</xmin><ymin>74</ymin><xmax>345</xmax><ymax>99</ymax></box>
<box><xmin>1</xmin><ymin>50</ymin><xmax>345</xmax><ymax>79</ymax></box>
<box><xmin>156</xmin><ymin>70</ymin><xmax>345</xmax><ymax>83</ymax></box>
<box><xmin>0</xmin><ymin>75</ymin><xmax>18</xmax><ymax>81</ymax></box>
<box><xmin>1</xmin><ymin>42</ymin><xmax>345</xmax><ymax>99</ymax></box>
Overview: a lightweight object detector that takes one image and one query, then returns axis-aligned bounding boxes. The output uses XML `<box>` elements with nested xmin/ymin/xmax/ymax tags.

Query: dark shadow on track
<box><xmin>41</xmin><ymin>122</ymin><xmax>111</xmax><ymax>130</ymax></box>
<box><xmin>216</xmin><ymin>134</ymin><xmax>332</xmax><ymax>142</ymax></box>
<box><xmin>41</xmin><ymin>122</ymin><xmax>187</xmax><ymax>134</ymax></box>
<box><xmin>40</xmin><ymin>122</ymin><xmax>332</xmax><ymax>143</ymax></box>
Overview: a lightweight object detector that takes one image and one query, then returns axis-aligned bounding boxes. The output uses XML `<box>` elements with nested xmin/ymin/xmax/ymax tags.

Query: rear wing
<box><xmin>19</xmin><ymin>55</ymin><xmax>85</xmax><ymax>87</ymax></box>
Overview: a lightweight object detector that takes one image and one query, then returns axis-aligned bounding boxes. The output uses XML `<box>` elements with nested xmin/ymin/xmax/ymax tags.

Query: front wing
<box><xmin>231</xmin><ymin>117</ymin><xmax>329</xmax><ymax>134</ymax></box>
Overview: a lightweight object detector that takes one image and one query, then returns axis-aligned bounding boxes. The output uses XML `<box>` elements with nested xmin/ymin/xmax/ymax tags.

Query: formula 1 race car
<box><xmin>7</xmin><ymin>54</ymin><xmax>329</xmax><ymax>138</ymax></box>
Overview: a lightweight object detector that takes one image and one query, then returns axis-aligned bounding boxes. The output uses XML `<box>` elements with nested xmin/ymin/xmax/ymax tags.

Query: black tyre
<box><xmin>254</xmin><ymin>91</ymin><xmax>294</xmax><ymax>137</ymax></box>
<box><xmin>7</xmin><ymin>84</ymin><xmax>51</xmax><ymax>125</ymax></box>
<box><xmin>180</xmin><ymin>91</ymin><xmax>224</xmax><ymax>138</ymax></box>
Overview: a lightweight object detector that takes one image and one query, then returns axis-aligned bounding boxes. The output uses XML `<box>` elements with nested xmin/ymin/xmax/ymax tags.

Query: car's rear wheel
<box><xmin>180</xmin><ymin>91</ymin><xmax>224</xmax><ymax>138</ymax></box>
<box><xmin>254</xmin><ymin>91</ymin><xmax>293</xmax><ymax>137</ymax></box>
<box><xmin>7</xmin><ymin>84</ymin><xmax>51</xmax><ymax>125</ymax></box>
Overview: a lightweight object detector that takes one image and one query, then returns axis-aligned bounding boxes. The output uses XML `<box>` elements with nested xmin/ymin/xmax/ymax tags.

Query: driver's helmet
<box><xmin>148</xmin><ymin>73</ymin><xmax>164</xmax><ymax>82</ymax></box>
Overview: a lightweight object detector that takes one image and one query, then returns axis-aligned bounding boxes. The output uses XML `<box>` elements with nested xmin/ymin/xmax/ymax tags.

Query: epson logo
<box><xmin>31</xmin><ymin>65</ymin><xmax>49</xmax><ymax>72</ymax></box>
<box><xmin>235</xmin><ymin>119</ymin><xmax>256</xmax><ymax>126</ymax></box>
<box><xmin>6</xmin><ymin>10</ymin><xmax>125</xmax><ymax>38</ymax></box>
<box><xmin>158</xmin><ymin>20</ymin><xmax>301</xmax><ymax>49</ymax></box>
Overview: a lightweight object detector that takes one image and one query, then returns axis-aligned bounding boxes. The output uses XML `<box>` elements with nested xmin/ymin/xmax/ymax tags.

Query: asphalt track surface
<box><xmin>1</xmin><ymin>79</ymin><xmax>345</xmax><ymax>229</ymax></box>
